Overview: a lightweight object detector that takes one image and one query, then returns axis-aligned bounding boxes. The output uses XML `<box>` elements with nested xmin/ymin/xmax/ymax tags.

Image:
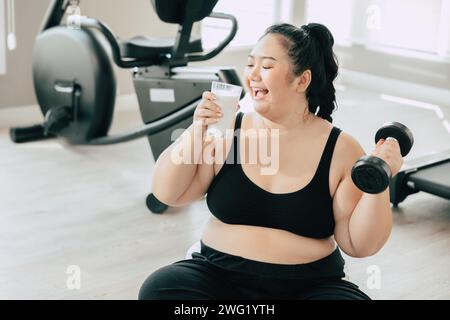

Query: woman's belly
<box><xmin>201</xmin><ymin>216</ymin><xmax>337</xmax><ymax>264</ymax></box>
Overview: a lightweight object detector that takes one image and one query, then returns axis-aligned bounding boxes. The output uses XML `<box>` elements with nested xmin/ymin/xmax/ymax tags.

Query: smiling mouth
<box><xmin>252</xmin><ymin>88</ymin><xmax>269</xmax><ymax>100</ymax></box>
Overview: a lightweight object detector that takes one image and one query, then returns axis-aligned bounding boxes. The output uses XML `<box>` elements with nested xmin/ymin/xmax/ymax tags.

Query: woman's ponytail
<box><xmin>305</xmin><ymin>23</ymin><xmax>338</xmax><ymax>123</ymax></box>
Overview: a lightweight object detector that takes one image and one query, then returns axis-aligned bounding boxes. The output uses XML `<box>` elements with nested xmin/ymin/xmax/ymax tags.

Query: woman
<box><xmin>139</xmin><ymin>23</ymin><xmax>403</xmax><ymax>300</ymax></box>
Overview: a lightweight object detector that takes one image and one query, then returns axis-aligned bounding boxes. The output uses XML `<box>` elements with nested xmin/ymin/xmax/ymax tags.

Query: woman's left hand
<box><xmin>370</xmin><ymin>138</ymin><xmax>404</xmax><ymax>177</ymax></box>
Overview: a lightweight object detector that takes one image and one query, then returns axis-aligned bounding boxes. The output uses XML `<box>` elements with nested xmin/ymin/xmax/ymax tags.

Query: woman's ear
<box><xmin>295</xmin><ymin>69</ymin><xmax>311</xmax><ymax>93</ymax></box>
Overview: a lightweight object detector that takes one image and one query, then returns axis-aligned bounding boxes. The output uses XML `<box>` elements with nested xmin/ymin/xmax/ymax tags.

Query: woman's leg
<box><xmin>297</xmin><ymin>279</ymin><xmax>371</xmax><ymax>300</ymax></box>
<box><xmin>138</xmin><ymin>259</ymin><xmax>237</xmax><ymax>300</ymax></box>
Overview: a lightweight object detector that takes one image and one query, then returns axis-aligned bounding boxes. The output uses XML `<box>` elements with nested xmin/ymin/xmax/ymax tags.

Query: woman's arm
<box><xmin>332</xmin><ymin>133</ymin><xmax>400</xmax><ymax>258</ymax></box>
<box><xmin>151</xmin><ymin>121</ymin><xmax>205</xmax><ymax>205</ymax></box>
<box><xmin>152</xmin><ymin>91</ymin><xmax>225</xmax><ymax>205</ymax></box>
<box><xmin>333</xmin><ymin>171</ymin><xmax>392</xmax><ymax>258</ymax></box>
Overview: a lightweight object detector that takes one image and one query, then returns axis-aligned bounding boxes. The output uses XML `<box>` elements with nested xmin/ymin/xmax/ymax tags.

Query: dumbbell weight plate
<box><xmin>375</xmin><ymin>122</ymin><xmax>414</xmax><ymax>157</ymax></box>
<box><xmin>351</xmin><ymin>156</ymin><xmax>392</xmax><ymax>194</ymax></box>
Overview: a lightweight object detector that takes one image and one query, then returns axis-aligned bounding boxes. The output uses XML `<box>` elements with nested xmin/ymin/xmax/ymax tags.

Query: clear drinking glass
<box><xmin>207</xmin><ymin>81</ymin><xmax>243</xmax><ymax>138</ymax></box>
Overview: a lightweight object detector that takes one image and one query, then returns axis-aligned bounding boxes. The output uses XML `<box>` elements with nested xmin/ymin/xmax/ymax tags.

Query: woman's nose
<box><xmin>248</xmin><ymin>68</ymin><xmax>261</xmax><ymax>81</ymax></box>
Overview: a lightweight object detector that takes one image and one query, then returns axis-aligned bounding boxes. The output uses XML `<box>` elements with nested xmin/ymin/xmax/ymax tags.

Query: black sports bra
<box><xmin>206</xmin><ymin>112</ymin><xmax>342</xmax><ymax>239</ymax></box>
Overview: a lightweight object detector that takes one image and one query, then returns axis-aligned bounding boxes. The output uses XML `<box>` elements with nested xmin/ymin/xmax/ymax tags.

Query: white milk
<box><xmin>207</xmin><ymin>81</ymin><xmax>242</xmax><ymax>138</ymax></box>
<box><xmin>207</xmin><ymin>93</ymin><xmax>240</xmax><ymax>138</ymax></box>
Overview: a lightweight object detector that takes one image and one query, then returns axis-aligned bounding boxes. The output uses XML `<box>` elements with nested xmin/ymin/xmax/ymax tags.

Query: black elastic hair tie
<box><xmin>301</xmin><ymin>25</ymin><xmax>311</xmax><ymax>37</ymax></box>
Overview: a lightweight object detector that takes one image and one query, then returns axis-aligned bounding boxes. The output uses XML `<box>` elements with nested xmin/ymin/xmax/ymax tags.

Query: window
<box><xmin>306</xmin><ymin>0</ymin><xmax>354</xmax><ymax>47</ymax></box>
<box><xmin>306</xmin><ymin>0</ymin><xmax>450</xmax><ymax>60</ymax></box>
<box><xmin>201</xmin><ymin>0</ymin><xmax>294</xmax><ymax>50</ymax></box>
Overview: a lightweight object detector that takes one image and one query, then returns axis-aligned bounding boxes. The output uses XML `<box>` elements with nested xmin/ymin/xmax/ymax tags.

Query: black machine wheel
<box><xmin>146</xmin><ymin>193</ymin><xmax>169</xmax><ymax>214</ymax></box>
<box><xmin>32</xmin><ymin>26</ymin><xmax>116</xmax><ymax>144</ymax></box>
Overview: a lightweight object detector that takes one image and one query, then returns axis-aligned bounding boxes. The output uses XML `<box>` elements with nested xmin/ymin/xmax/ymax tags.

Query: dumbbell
<box><xmin>351</xmin><ymin>122</ymin><xmax>414</xmax><ymax>194</ymax></box>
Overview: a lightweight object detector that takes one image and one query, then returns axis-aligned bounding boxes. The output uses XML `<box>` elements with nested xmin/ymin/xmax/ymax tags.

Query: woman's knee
<box><xmin>138</xmin><ymin>264</ymin><xmax>180</xmax><ymax>300</ymax></box>
<box><xmin>305</xmin><ymin>290</ymin><xmax>371</xmax><ymax>300</ymax></box>
<box><xmin>138</xmin><ymin>261</ymin><xmax>222</xmax><ymax>300</ymax></box>
<box><xmin>300</xmin><ymin>280</ymin><xmax>371</xmax><ymax>300</ymax></box>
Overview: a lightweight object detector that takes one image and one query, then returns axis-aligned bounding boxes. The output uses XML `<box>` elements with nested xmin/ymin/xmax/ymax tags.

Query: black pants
<box><xmin>139</xmin><ymin>240</ymin><xmax>370</xmax><ymax>300</ymax></box>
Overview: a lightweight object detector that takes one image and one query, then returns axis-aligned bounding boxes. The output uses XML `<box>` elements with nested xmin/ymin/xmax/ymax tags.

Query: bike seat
<box><xmin>152</xmin><ymin>0</ymin><xmax>217</xmax><ymax>24</ymax></box>
<box><xmin>119</xmin><ymin>34</ymin><xmax>203</xmax><ymax>59</ymax></box>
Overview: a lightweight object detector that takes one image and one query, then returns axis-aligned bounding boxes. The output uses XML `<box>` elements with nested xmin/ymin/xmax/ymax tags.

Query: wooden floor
<box><xmin>0</xmin><ymin>88</ymin><xmax>449</xmax><ymax>300</ymax></box>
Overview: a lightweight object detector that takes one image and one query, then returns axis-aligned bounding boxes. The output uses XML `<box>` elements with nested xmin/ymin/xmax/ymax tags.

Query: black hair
<box><xmin>262</xmin><ymin>23</ymin><xmax>338</xmax><ymax>123</ymax></box>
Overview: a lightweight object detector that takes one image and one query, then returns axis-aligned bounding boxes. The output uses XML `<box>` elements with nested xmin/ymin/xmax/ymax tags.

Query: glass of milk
<box><xmin>207</xmin><ymin>81</ymin><xmax>243</xmax><ymax>138</ymax></box>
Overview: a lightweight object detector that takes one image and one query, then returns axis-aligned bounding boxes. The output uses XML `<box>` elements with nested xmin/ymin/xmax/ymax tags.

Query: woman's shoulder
<box><xmin>333</xmin><ymin>127</ymin><xmax>366</xmax><ymax>171</ymax></box>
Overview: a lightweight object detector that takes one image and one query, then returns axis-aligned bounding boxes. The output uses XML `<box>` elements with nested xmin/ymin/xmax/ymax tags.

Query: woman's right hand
<box><xmin>193</xmin><ymin>91</ymin><xmax>223</xmax><ymax>130</ymax></box>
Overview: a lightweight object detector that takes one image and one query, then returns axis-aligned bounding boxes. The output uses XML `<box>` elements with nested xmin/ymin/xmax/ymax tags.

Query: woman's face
<box><xmin>243</xmin><ymin>33</ymin><xmax>306</xmax><ymax>117</ymax></box>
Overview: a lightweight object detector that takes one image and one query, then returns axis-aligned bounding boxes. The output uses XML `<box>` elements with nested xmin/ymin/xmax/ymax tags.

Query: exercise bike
<box><xmin>10</xmin><ymin>0</ymin><xmax>244</xmax><ymax>214</ymax></box>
